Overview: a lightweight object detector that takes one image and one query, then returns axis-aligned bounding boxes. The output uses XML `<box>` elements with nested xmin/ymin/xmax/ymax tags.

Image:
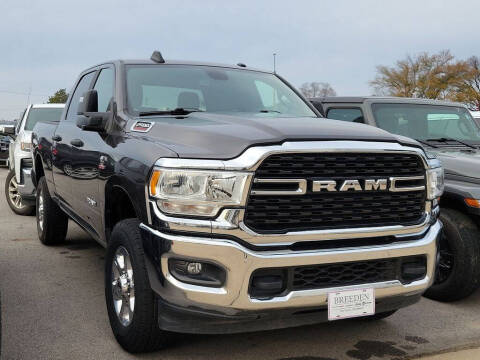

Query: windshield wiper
<box><xmin>259</xmin><ymin>109</ymin><xmax>282</xmax><ymax>114</ymax></box>
<box><xmin>425</xmin><ymin>137</ymin><xmax>477</xmax><ymax>150</ymax></box>
<box><xmin>139</xmin><ymin>108</ymin><xmax>204</xmax><ymax>116</ymax></box>
<box><xmin>415</xmin><ymin>139</ymin><xmax>438</xmax><ymax>148</ymax></box>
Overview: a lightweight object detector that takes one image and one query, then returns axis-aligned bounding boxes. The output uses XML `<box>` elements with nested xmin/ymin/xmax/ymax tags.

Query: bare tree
<box><xmin>370</xmin><ymin>50</ymin><xmax>471</xmax><ymax>100</ymax></box>
<box><xmin>447</xmin><ymin>56</ymin><xmax>480</xmax><ymax>110</ymax></box>
<box><xmin>299</xmin><ymin>82</ymin><xmax>337</xmax><ymax>98</ymax></box>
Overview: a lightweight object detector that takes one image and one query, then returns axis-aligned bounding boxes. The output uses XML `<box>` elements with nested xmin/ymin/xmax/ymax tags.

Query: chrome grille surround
<box><xmin>151</xmin><ymin>141</ymin><xmax>435</xmax><ymax>246</ymax></box>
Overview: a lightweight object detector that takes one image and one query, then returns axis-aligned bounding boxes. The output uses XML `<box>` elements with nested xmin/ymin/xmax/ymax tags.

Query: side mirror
<box><xmin>0</xmin><ymin>124</ymin><xmax>16</xmax><ymax>138</ymax></box>
<box><xmin>76</xmin><ymin>90</ymin><xmax>109</xmax><ymax>132</ymax></box>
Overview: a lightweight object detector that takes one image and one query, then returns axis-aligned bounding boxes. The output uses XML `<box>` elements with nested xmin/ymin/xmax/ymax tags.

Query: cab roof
<box><xmin>310</xmin><ymin>96</ymin><xmax>467</xmax><ymax>108</ymax></box>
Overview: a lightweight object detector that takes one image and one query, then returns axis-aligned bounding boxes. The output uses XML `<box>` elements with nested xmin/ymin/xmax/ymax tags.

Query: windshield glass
<box><xmin>371</xmin><ymin>103</ymin><xmax>480</xmax><ymax>143</ymax></box>
<box><xmin>25</xmin><ymin>108</ymin><xmax>63</xmax><ymax>131</ymax></box>
<box><xmin>125</xmin><ymin>65</ymin><xmax>316</xmax><ymax>117</ymax></box>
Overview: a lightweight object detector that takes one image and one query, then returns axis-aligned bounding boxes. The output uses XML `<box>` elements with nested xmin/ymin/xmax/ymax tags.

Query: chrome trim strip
<box><xmin>155</xmin><ymin>141</ymin><xmax>430</xmax><ymax>171</ymax></box>
<box><xmin>251</xmin><ymin>178</ymin><xmax>307</xmax><ymax>196</ymax></box>
<box><xmin>151</xmin><ymin>201</ymin><xmax>432</xmax><ymax>246</ymax></box>
<box><xmin>390</xmin><ymin>176</ymin><xmax>426</xmax><ymax>192</ymax></box>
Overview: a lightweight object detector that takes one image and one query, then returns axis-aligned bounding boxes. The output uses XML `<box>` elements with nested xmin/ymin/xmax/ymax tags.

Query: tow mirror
<box><xmin>76</xmin><ymin>90</ymin><xmax>109</xmax><ymax>132</ymax></box>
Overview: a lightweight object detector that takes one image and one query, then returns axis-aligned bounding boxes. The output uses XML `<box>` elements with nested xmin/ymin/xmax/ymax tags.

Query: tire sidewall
<box><xmin>5</xmin><ymin>169</ymin><xmax>33</xmax><ymax>216</ymax></box>
<box><xmin>105</xmin><ymin>221</ymin><xmax>154</xmax><ymax>339</ymax></box>
<box><xmin>36</xmin><ymin>177</ymin><xmax>48</xmax><ymax>243</ymax></box>
<box><xmin>426</xmin><ymin>208</ymin><xmax>480</xmax><ymax>300</ymax></box>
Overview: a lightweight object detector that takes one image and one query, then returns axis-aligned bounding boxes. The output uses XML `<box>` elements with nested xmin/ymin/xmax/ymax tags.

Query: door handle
<box><xmin>52</xmin><ymin>135</ymin><xmax>62</xmax><ymax>142</ymax></box>
<box><xmin>70</xmin><ymin>139</ymin><xmax>84</xmax><ymax>147</ymax></box>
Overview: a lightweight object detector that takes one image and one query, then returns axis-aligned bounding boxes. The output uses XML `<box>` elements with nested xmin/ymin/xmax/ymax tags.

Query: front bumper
<box><xmin>17</xmin><ymin>167</ymin><xmax>36</xmax><ymax>201</ymax></box>
<box><xmin>140</xmin><ymin>220</ymin><xmax>441</xmax><ymax>334</ymax></box>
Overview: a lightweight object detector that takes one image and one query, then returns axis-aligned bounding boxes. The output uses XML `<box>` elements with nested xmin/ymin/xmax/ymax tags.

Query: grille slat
<box><xmin>292</xmin><ymin>259</ymin><xmax>397</xmax><ymax>290</ymax></box>
<box><xmin>245</xmin><ymin>152</ymin><xmax>426</xmax><ymax>233</ymax></box>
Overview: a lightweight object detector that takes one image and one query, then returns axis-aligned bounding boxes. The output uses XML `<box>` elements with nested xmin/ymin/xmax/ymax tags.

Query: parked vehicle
<box><xmin>1</xmin><ymin>104</ymin><xmax>64</xmax><ymax>215</ymax></box>
<box><xmin>311</xmin><ymin>96</ymin><xmax>480</xmax><ymax>302</ymax></box>
<box><xmin>0</xmin><ymin>135</ymin><xmax>10</xmax><ymax>167</ymax></box>
<box><xmin>471</xmin><ymin>111</ymin><xmax>480</xmax><ymax>127</ymax></box>
<box><xmin>31</xmin><ymin>52</ymin><xmax>443</xmax><ymax>353</ymax></box>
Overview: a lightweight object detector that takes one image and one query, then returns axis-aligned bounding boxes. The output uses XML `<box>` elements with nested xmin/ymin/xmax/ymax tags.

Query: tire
<box><xmin>424</xmin><ymin>208</ymin><xmax>480</xmax><ymax>302</ymax></box>
<box><xmin>105</xmin><ymin>218</ymin><xmax>173</xmax><ymax>353</ymax></box>
<box><xmin>4</xmin><ymin>169</ymin><xmax>34</xmax><ymax>215</ymax></box>
<box><xmin>36</xmin><ymin>176</ymin><xmax>68</xmax><ymax>245</ymax></box>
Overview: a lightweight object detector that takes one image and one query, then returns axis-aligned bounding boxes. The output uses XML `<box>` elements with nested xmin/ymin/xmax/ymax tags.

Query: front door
<box><xmin>70</xmin><ymin>66</ymin><xmax>115</xmax><ymax>240</ymax></box>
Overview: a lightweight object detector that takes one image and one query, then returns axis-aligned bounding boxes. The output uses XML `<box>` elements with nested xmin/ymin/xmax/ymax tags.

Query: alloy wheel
<box><xmin>111</xmin><ymin>246</ymin><xmax>135</xmax><ymax>326</ymax></box>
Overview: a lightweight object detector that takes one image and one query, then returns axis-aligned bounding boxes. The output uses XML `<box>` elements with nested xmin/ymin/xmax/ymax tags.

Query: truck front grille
<box><xmin>244</xmin><ymin>152</ymin><xmax>426</xmax><ymax>233</ymax></box>
<box><xmin>248</xmin><ymin>256</ymin><xmax>427</xmax><ymax>298</ymax></box>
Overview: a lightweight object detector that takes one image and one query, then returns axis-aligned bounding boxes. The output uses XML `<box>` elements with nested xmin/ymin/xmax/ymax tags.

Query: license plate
<box><xmin>328</xmin><ymin>288</ymin><xmax>375</xmax><ymax>320</ymax></box>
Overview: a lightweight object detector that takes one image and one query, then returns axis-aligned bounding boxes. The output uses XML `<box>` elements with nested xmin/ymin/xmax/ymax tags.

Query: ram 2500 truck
<box><xmin>311</xmin><ymin>96</ymin><xmax>480</xmax><ymax>302</ymax></box>
<box><xmin>31</xmin><ymin>52</ymin><xmax>443</xmax><ymax>353</ymax></box>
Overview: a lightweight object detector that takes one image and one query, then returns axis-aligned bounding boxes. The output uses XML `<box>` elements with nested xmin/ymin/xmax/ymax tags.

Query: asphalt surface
<box><xmin>1</xmin><ymin>168</ymin><xmax>480</xmax><ymax>360</ymax></box>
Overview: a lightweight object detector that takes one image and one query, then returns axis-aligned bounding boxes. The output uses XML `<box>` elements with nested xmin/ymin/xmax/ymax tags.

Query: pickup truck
<box><xmin>311</xmin><ymin>96</ymin><xmax>480</xmax><ymax>302</ymax></box>
<box><xmin>1</xmin><ymin>104</ymin><xmax>64</xmax><ymax>215</ymax></box>
<box><xmin>31</xmin><ymin>52</ymin><xmax>443</xmax><ymax>353</ymax></box>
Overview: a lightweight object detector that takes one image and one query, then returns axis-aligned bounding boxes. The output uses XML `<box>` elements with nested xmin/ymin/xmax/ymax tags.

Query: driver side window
<box><xmin>93</xmin><ymin>68</ymin><xmax>114</xmax><ymax>112</ymax></box>
<box><xmin>65</xmin><ymin>71</ymin><xmax>96</xmax><ymax>121</ymax></box>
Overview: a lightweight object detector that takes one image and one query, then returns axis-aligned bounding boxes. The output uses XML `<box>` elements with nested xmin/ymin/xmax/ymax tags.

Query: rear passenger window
<box><xmin>65</xmin><ymin>72</ymin><xmax>96</xmax><ymax>121</ymax></box>
<box><xmin>327</xmin><ymin>108</ymin><xmax>364</xmax><ymax>123</ymax></box>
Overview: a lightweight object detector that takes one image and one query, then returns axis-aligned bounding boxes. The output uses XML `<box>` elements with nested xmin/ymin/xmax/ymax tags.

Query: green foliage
<box><xmin>47</xmin><ymin>89</ymin><xmax>68</xmax><ymax>104</ymax></box>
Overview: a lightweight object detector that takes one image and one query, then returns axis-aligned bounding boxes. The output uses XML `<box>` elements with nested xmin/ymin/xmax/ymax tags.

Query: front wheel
<box><xmin>424</xmin><ymin>208</ymin><xmax>480</xmax><ymax>301</ymax></box>
<box><xmin>5</xmin><ymin>169</ymin><xmax>34</xmax><ymax>215</ymax></box>
<box><xmin>105</xmin><ymin>219</ymin><xmax>173</xmax><ymax>353</ymax></box>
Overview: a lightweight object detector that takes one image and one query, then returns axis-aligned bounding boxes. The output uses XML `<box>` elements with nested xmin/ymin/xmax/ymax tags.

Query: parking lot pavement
<box><xmin>0</xmin><ymin>167</ymin><xmax>479</xmax><ymax>360</ymax></box>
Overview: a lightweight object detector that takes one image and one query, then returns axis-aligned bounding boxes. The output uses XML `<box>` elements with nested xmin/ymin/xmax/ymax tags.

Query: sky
<box><xmin>0</xmin><ymin>0</ymin><xmax>479</xmax><ymax>120</ymax></box>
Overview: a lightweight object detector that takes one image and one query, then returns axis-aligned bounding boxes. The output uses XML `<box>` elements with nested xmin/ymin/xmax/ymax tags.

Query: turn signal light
<box><xmin>465</xmin><ymin>198</ymin><xmax>480</xmax><ymax>208</ymax></box>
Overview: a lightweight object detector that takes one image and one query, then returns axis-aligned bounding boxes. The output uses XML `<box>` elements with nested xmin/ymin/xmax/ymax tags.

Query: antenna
<box><xmin>151</xmin><ymin>50</ymin><xmax>165</xmax><ymax>64</ymax></box>
<box><xmin>273</xmin><ymin>53</ymin><xmax>277</xmax><ymax>73</ymax></box>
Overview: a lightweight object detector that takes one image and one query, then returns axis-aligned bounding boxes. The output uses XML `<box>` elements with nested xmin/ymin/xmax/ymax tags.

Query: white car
<box><xmin>3</xmin><ymin>104</ymin><xmax>64</xmax><ymax>215</ymax></box>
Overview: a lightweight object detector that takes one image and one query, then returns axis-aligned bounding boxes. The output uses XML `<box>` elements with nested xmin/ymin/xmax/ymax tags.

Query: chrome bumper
<box><xmin>141</xmin><ymin>220</ymin><xmax>440</xmax><ymax>314</ymax></box>
<box><xmin>17</xmin><ymin>167</ymin><xmax>35</xmax><ymax>198</ymax></box>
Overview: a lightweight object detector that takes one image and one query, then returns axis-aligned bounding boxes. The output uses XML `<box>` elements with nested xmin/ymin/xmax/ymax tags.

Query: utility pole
<box><xmin>273</xmin><ymin>53</ymin><xmax>277</xmax><ymax>74</ymax></box>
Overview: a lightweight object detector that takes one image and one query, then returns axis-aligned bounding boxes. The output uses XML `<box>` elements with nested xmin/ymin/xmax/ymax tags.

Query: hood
<box><xmin>127</xmin><ymin>112</ymin><xmax>421</xmax><ymax>159</ymax></box>
<box><xmin>431</xmin><ymin>148</ymin><xmax>480</xmax><ymax>181</ymax></box>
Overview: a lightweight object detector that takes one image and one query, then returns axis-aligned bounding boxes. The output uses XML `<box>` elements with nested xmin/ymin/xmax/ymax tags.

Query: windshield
<box><xmin>125</xmin><ymin>65</ymin><xmax>316</xmax><ymax>117</ymax></box>
<box><xmin>25</xmin><ymin>108</ymin><xmax>63</xmax><ymax>131</ymax></box>
<box><xmin>371</xmin><ymin>103</ymin><xmax>480</xmax><ymax>143</ymax></box>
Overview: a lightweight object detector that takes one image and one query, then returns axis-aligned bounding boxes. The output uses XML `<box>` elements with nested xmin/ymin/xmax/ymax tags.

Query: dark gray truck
<box><xmin>31</xmin><ymin>53</ymin><xmax>443</xmax><ymax>353</ymax></box>
<box><xmin>311</xmin><ymin>96</ymin><xmax>480</xmax><ymax>302</ymax></box>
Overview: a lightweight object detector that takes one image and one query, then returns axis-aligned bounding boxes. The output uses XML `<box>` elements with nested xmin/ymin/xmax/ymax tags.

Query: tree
<box><xmin>447</xmin><ymin>56</ymin><xmax>480</xmax><ymax>110</ymax></box>
<box><xmin>47</xmin><ymin>89</ymin><xmax>68</xmax><ymax>104</ymax></box>
<box><xmin>299</xmin><ymin>82</ymin><xmax>337</xmax><ymax>98</ymax></box>
<box><xmin>370</xmin><ymin>50</ymin><xmax>471</xmax><ymax>100</ymax></box>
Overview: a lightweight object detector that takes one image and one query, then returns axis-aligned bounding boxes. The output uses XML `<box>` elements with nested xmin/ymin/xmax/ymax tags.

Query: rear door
<box><xmin>52</xmin><ymin>71</ymin><xmax>96</xmax><ymax>208</ymax></box>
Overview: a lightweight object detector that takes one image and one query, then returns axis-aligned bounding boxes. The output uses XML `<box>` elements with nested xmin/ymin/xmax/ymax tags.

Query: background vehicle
<box><xmin>471</xmin><ymin>110</ymin><xmax>480</xmax><ymax>127</ymax></box>
<box><xmin>0</xmin><ymin>135</ymin><xmax>10</xmax><ymax>167</ymax></box>
<box><xmin>1</xmin><ymin>104</ymin><xmax>64</xmax><ymax>215</ymax></box>
<box><xmin>311</xmin><ymin>96</ymin><xmax>480</xmax><ymax>302</ymax></box>
<box><xmin>31</xmin><ymin>53</ymin><xmax>442</xmax><ymax>353</ymax></box>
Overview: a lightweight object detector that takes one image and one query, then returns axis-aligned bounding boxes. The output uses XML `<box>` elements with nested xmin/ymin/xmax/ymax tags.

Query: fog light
<box><xmin>187</xmin><ymin>262</ymin><xmax>202</xmax><ymax>275</ymax></box>
<box><xmin>168</xmin><ymin>258</ymin><xmax>226</xmax><ymax>287</ymax></box>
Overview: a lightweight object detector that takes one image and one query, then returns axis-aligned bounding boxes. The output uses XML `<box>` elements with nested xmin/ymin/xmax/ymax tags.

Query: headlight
<box><xmin>149</xmin><ymin>169</ymin><xmax>251</xmax><ymax>217</ymax></box>
<box><xmin>426</xmin><ymin>166</ymin><xmax>444</xmax><ymax>200</ymax></box>
<box><xmin>20</xmin><ymin>142</ymin><xmax>32</xmax><ymax>151</ymax></box>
